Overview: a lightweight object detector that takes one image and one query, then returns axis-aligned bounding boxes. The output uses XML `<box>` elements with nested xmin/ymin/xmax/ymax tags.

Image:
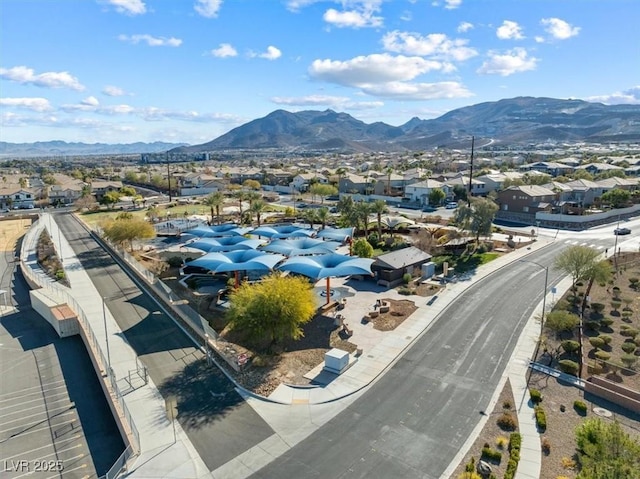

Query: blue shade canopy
<box><xmin>251</xmin><ymin>225</ymin><xmax>315</xmax><ymax>239</ymax></box>
<box><xmin>260</xmin><ymin>238</ymin><xmax>341</xmax><ymax>256</ymax></box>
<box><xmin>183</xmin><ymin>224</ymin><xmax>254</xmax><ymax>238</ymax></box>
<box><xmin>186</xmin><ymin>249</ymin><xmax>285</xmax><ymax>274</ymax></box>
<box><xmin>315</xmin><ymin>227</ymin><xmax>355</xmax><ymax>242</ymax></box>
<box><xmin>188</xmin><ymin>237</ymin><xmax>266</xmax><ymax>253</ymax></box>
<box><xmin>278</xmin><ymin>253</ymin><xmax>374</xmax><ymax>280</ymax></box>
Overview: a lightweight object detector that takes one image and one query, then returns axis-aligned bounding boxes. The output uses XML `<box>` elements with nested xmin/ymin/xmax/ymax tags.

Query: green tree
<box><xmin>203</xmin><ymin>191</ymin><xmax>224</xmax><ymax>224</ymax></box>
<box><xmin>352</xmin><ymin>238</ymin><xmax>373</xmax><ymax>258</ymax></box>
<box><xmin>575</xmin><ymin>419</ymin><xmax>640</xmax><ymax>479</ymax></box>
<box><xmin>428</xmin><ymin>188</ymin><xmax>446</xmax><ymax>206</ymax></box>
<box><xmin>243</xmin><ymin>179</ymin><xmax>261</xmax><ymax>191</ymax></box>
<box><xmin>452</xmin><ymin>184</ymin><xmax>468</xmax><ymax>202</ymax></box>
<box><xmin>354</xmin><ymin>201</ymin><xmax>372</xmax><ymax>237</ymax></box>
<box><xmin>309</xmin><ymin>183</ymin><xmax>338</xmax><ymax>204</ymax></box>
<box><xmin>102</xmin><ymin>217</ymin><xmax>156</xmax><ymax>251</ymax></box>
<box><xmin>454</xmin><ymin>197</ymin><xmax>498</xmax><ymax>243</ymax></box>
<box><xmin>554</xmin><ymin>245</ymin><xmax>601</xmax><ymax>290</ymax></box>
<box><xmin>601</xmin><ymin>188</ymin><xmax>631</xmax><ymax>208</ymax></box>
<box><xmin>226</xmin><ymin>274</ymin><xmax>316</xmax><ymax>350</ymax></box>
<box><xmin>100</xmin><ymin>191</ymin><xmax>121</xmax><ymax>209</ymax></box>
<box><xmin>316</xmin><ymin>206</ymin><xmax>330</xmax><ymax>230</ymax></box>
<box><xmin>120</xmin><ymin>185</ymin><xmax>136</xmax><ymax>197</ymax></box>
<box><xmin>370</xmin><ymin>199</ymin><xmax>388</xmax><ymax>238</ymax></box>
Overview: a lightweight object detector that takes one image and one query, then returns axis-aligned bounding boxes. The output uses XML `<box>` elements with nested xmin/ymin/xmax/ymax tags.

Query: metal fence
<box><xmin>20</xmin><ymin>217</ymin><xmax>140</xmax><ymax>479</ymax></box>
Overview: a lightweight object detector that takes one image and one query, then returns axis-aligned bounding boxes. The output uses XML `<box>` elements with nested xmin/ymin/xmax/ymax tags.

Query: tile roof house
<box><xmin>496</xmin><ymin>185</ymin><xmax>556</xmax><ymax>222</ymax></box>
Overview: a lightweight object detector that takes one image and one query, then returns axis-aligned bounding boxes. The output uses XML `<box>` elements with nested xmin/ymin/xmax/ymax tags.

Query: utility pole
<box><xmin>467</xmin><ymin>136</ymin><xmax>474</xmax><ymax>207</ymax></box>
<box><xmin>166</xmin><ymin>152</ymin><xmax>172</xmax><ymax>202</ymax></box>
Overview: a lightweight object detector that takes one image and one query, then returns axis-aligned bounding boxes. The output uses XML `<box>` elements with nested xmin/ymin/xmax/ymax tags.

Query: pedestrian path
<box><xmin>35</xmin><ymin>214</ymin><xmax>210</xmax><ymax>479</ymax></box>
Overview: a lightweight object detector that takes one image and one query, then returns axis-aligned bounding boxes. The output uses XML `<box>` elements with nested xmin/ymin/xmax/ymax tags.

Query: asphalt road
<box><xmin>0</xmin><ymin>219</ymin><xmax>123</xmax><ymax>478</ymax></box>
<box><xmin>252</xmin><ymin>244</ymin><xmax>575</xmax><ymax>479</ymax></box>
<box><xmin>54</xmin><ymin>212</ymin><xmax>274</xmax><ymax>471</ymax></box>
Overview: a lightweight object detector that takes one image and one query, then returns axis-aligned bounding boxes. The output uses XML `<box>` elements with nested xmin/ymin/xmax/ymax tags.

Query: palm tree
<box><xmin>249</xmin><ymin>199</ymin><xmax>267</xmax><ymax>227</ymax></box>
<box><xmin>385</xmin><ymin>166</ymin><xmax>393</xmax><ymax>195</ymax></box>
<box><xmin>233</xmin><ymin>190</ymin><xmax>249</xmax><ymax>221</ymax></box>
<box><xmin>316</xmin><ymin>207</ymin><xmax>330</xmax><ymax>230</ymax></box>
<box><xmin>246</xmin><ymin>191</ymin><xmax>261</xmax><ymax>208</ymax></box>
<box><xmin>303</xmin><ymin>208</ymin><xmax>318</xmax><ymax>229</ymax></box>
<box><xmin>203</xmin><ymin>191</ymin><xmax>224</xmax><ymax>224</ymax></box>
<box><xmin>370</xmin><ymin>199</ymin><xmax>388</xmax><ymax>238</ymax></box>
<box><xmin>335</xmin><ymin>167</ymin><xmax>347</xmax><ymax>190</ymax></box>
<box><xmin>354</xmin><ymin>201</ymin><xmax>372</xmax><ymax>237</ymax></box>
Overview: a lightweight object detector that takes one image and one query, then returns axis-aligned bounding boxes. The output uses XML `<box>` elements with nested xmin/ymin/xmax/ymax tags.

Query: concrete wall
<box><xmin>584</xmin><ymin>376</ymin><xmax>640</xmax><ymax>414</ymax></box>
<box><xmin>29</xmin><ymin>289</ymin><xmax>80</xmax><ymax>337</ymax></box>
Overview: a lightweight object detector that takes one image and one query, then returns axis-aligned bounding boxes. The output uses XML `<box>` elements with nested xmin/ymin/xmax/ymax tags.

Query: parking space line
<box><xmin>3</xmin><ymin>434</ymin><xmax>81</xmax><ymax>460</ymax></box>
<box><xmin>0</xmin><ymin>380</ymin><xmax>66</xmax><ymax>399</ymax></box>
<box><xmin>0</xmin><ymin>405</ymin><xmax>74</xmax><ymax>429</ymax></box>
<box><xmin>0</xmin><ymin>385</ymin><xmax>68</xmax><ymax>404</ymax></box>
<box><xmin>0</xmin><ymin>390</ymin><xmax>70</xmax><ymax>409</ymax></box>
<box><xmin>0</xmin><ymin>399</ymin><xmax>72</xmax><ymax>420</ymax></box>
<box><xmin>1</xmin><ymin>415</ymin><xmax>76</xmax><ymax>440</ymax></box>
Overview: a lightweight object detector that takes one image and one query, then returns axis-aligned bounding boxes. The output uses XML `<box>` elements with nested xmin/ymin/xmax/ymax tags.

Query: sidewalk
<box><xmin>41</xmin><ymin>214</ymin><xmax>209</xmax><ymax>479</ymax></box>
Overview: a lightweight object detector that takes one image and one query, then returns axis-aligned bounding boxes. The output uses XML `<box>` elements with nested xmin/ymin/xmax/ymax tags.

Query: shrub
<box><xmin>464</xmin><ymin>456</ymin><xmax>475</xmax><ymax>473</ymax></box>
<box><xmin>508</xmin><ymin>432</ymin><xmax>522</xmax><ymax>452</ymax></box>
<box><xmin>481</xmin><ymin>446</ymin><xmax>502</xmax><ymax>462</ymax></box>
<box><xmin>595</xmin><ymin>350</ymin><xmax>611</xmax><ymax>361</ymax></box>
<box><xmin>55</xmin><ymin>270</ymin><xmax>65</xmax><ymax>280</ymax></box>
<box><xmin>621</xmin><ymin>342</ymin><xmax>637</xmax><ymax>354</ymax></box>
<box><xmin>561</xmin><ymin>457</ymin><xmax>576</xmax><ymax>470</ymax></box>
<box><xmin>621</xmin><ymin>311</ymin><xmax>633</xmax><ymax>320</ymax></box>
<box><xmin>589</xmin><ymin>336</ymin><xmax>605</xmax><ymax>349</ymax></box>
<box><xmin>535</xmin><ymin>405</ymin><xmax>547</xmax><ymax>432</ymax></box>
<box><xmin>634</xmin><ymin>337</ymin><xmax>640</xmax><ymax>347</ymax></box>
<box><xmin>496</xmin><ymin>436</ymin><xmax>509</xmax><ymax>449</ymax></box>
<box><xmin>591</xmin><ymin>302</ymin><xmax>605</xmax><ymax>314</ymax></box>
<box><xmin>397</xmin><ymin>287</ymin><xmax>415</xmax><ymax>296</ymax></box>
<box><xmin>573</xmin><ymin>400</ymin><xmax>588</xmax><ymax>415</ymax></box>
<box><xmin>167</xmin><ymin>256</ymin><xmax>183</xmax><ymax>267</ymax></box>
<box><xmin>598</xmin><ymin>334</ymin><xmax>613</xmax><ymax>344</ymax></box>
<box><xmin>601</xmin><ymin>317</ymin><xmax>615</xmax><ymax>327</ymax></box>
<box><xmin>457</xmin><ymin>473</ymin><xmax>482</xmax><ymax>479</ymax></box>
<box><xmin>558</xmin><ymin>359</ymin><xmax>579</xmax><ymax>375</ymax></box>
<box><xmin>502</xmin><ymin>399</ymin><xmax>512</xmax><ymax>409</ymax></box>
<box><xmin>504</xmin><ymin>459</ymin><xmax>518</xmax><ymax>479</ymax></box>
<box><xmin>497</xmin><ymin>412</ymin><xmax>517</xmax><ymax>431</ymax></box>
<box><xmin>621</xmin><ymin>354</ymin><xmax>638</xmax><ymax>368</ymax></box>
<box><xmin>541</xmin><ymin>437</ymin><xmax>551</xmax><ymax>454</ymax></box>
<box><xmin>561</xmin><ymin>340</ymin><xmax>580</xmax><ymax>354</ymax></box>
<box><xmin>621</xmin><ymin>328</ymin><xmax>639</xmax><ymax>338</ymax></box>
<box><xmin>529</xmin><ymin>388</ymin><xmax>543</xmax><ymax>404</ymax></box>
<box><xmin>630</xmin><ymin>278</ymin><xmax>639</xmax><ymax>289</ymax></box>
<box><xmin>585</xmin><ymin>320</ymin><xmax>601</xmax><ymax>331</ymax></box>
<box><xmin>610</xmin><ymin>299</ymin><xmax>622</xmax><ymax>311</ymax></box>
<box><xmin>402</xmin><ymin>272</ymin><xmax>412</xmax><ymax>284</ymax></box>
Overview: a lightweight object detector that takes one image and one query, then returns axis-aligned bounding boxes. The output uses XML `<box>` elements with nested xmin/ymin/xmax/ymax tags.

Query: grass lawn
<box><xmin>453</xmin><ymin>252</ymin><xmax>500</xmax><ymax>273</ymax></box>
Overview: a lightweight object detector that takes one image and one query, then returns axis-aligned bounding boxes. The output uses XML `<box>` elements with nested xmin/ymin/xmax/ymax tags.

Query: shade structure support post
<box><xmin>235</xmin><ymin>270</ymin><xmax>240</xmax><ymax>289</ymax></box>
<box><xmin>326</xmin><ymin>277</ymin><xmax>331</xmax><ymax>305</ymax></box>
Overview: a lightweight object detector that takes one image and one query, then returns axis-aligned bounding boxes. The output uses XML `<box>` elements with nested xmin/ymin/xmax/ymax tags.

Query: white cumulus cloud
<box><xmin>496</xmin><ymin>20</ymin><xmax>524</xmax><ymax>40</ymax></box>
<box><xmin>210</xmin><ymin>43</ymin><xmax>237</xmax><ymax>58</ymax></box>
<box><xmin>586</xmin><ymin>86</ymin><xmax>640</xmax><ymax>105</ymax></box>
<box><xmin>477</xmin><ymin>48</ymin><xmax>538</xmax><ymax>76</ymax></box>
<box><xmin>102</xmin><ymin>0</ymin><xmax>146</xmax><ymax>15</ymax></box>
<box><xmin>382</xmin><ymin>31</ymin><xmax>477</xmax><ymax>61</ymax></box>
<box><xmin>81</xmin><ymin>96</ymin><xmax>100</xmax><ymax>106</ymax></box>
<box><xmin>309</xmin><ymin>53</ymin><xmax>449</xmax><ymax>86</ymax></box>
<box><xmin>323</xmin><ymin>5</ymin><xmax>383</xmax><ymax>29</ymax></box>
<box><xmin>0</xmin><ymin>66</ymin><xmax>85</xmax><ymax>91</ymax></box>
<box><xmin>359</xmin><ymin>81</ymin><xmax>472</xmax><ymax>100</ymax></box>
<box><xmin>102</xmin><ymin>85</ymin><xmax>127</xmax><ymax>96</ymax></box>
<box><xmin>118</xmin><ymin>34</ymin><xmax>182</xmax><ymax>47</ymax></box>
<box><xmin>0</xmin><ymin>97</ymin><xmax>52</xmax><ymax>112</ymax></box>
<box><xmin>457</xmin><ymin>22</ymin><xmax>473</xmax><ymax>33</ymax></box>
<box><xmin>432</xmin><ymin>0</ymin><xmax>462</xmax><ymax>9</ymax></box>
<box><xmin>258</xmin><ymin>46</ymin><xmax>282</xmax><ymax>60</ymax></box>
<box><xmin>541</xmin><ymin>18</ymin><xmax>580</xmax><ymax>40</ymax></box>
<box><xmin>194</xmin><ymin>0</ymin><xmax>222</xmax><ymax>18</ymax></box>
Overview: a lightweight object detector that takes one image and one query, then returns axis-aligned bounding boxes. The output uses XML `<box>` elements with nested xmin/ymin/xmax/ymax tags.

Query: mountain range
<box><xmin>0</xmin><ymin>141</ymin><xmax>187</xmax><ymax>157</ymax></box>
<box><xmin>175</xmin><ymin>96</ymin><xmax>640</xmax><ymax>154</ymax></box>
<box><xmin>3</xmin><ymin>97</ymin><xmax>639</xmax><ymax>157</ymax></box>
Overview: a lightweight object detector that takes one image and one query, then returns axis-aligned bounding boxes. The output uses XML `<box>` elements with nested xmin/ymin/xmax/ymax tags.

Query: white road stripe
<box><xmin>2</xmin><ymin>434</ymin><xmax>81</xmax><ymax>460</ymax></box>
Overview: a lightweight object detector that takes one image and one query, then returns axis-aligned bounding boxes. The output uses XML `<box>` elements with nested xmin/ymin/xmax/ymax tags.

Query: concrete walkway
<box><xmin>37</xmin><ymin>214</ymin><xmax>210</xmax><ymax>479</ymax></box>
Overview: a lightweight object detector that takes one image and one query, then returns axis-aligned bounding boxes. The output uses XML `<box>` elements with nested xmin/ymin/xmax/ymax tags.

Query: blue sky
<box><xmin>1</xmin><ymin>0</ymin><xmax>638</xmax><ymax>145</ymax></box>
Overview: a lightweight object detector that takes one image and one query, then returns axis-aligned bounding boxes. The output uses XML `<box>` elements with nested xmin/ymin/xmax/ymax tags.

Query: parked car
<box><xmin>614</xmin><ymin>227</ymin><xmax>631</xmax><ymax>235</ymax></box>
<box><xmin>445</xmin><ymin>202</ymin><xmax>458</xmax><ymax>209</ymax></box>
<box><xmin>422</xmin><ymin>205</ymin><xmax>437</xmax><ymax>212</ymax></box>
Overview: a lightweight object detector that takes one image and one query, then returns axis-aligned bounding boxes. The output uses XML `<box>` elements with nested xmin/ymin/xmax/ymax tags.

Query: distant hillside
<box><xmin>0</xmin><ymin>141</ymin><xmax>189</xmax><ymax>157</ymax></box>
<box><xmin>174</xmin><ymin>97</ymin><xmax>640</xmax><ymax>153</ymax></box>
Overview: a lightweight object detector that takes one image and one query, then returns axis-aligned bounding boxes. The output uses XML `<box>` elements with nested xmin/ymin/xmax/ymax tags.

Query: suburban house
<box><xmin>442</xmin><ymin>176</ymin><xmax>487</xmax><ymax>197</ymax></box>
<box><xmin>371</xmin><ymin>172</ymin><xmax>405</xmax><ymax>197</ymax></box>
<box><xmin>403</xmin><ymin>179</ymin><xmax>449</xmax><ymax>205</ymax></box>
<box><xmin>371</xmin><ymin>246</ymin><xmax>433</xmax><ymax>287</ymax></box>
<box><xmin>0</xmin><ymin>187</ymin><xmax>37</xmax><ymax>209</ymax></box>
<box><xmin>495</xmin><ymin>185</ymin><xmax>556</xmax><ymax>222</ymax></box>
<box><xmin>338</xmin><ymin>173</ymin><xmax>369</xmax><ymax>195</ymax></box>
<box><xmin>474</xmin><ymin>172</ymin><xmax>525</xmax><ymax>194</ymax></box>
<box><xmin>90</xmin><ymin>180</ymin><xmax>123</xmax><ymax>201</ymax></box>
<box><xmin>49</xmin><ymin>181</ymin><xmax>85</xmax><ymax>205</ymax></box>
<box><xmin>561</xmin><ymin>179</ymin><xmax>606</xmax><ymax>207</ymax></box>
<box><xmin>290</xmin><ymin>173</ymin><xmax>328</xmax><ymax>192</ymax></box>
<box><xmin>578</xmin><ymin>162</ymin><xmax>624</xmax><ymax>175</ymax></box>
<box><xmin>520</xmin><ymin>161</ymin><xmax>574</xmax><ymax>177</ymax></box>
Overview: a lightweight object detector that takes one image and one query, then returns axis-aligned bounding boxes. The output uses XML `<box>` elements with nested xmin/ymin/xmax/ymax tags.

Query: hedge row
<box><xmin>504</xmin><ymin>432</ymin><xmax>522</xmax><ymax>479</ymax></box>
